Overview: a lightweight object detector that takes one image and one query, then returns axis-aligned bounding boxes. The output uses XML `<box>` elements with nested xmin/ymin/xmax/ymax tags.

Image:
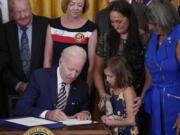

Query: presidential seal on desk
<box><xmin>24</xmin><ymin>126</ymin><xmax>54</xmax><ymax>135</ymax></box>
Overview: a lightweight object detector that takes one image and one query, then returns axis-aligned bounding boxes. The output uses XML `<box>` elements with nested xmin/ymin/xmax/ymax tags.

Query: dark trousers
<box><xmin>0</xmin><ymin>80</ymin><xmax>8</xmax><ymax>118</ymax></box>
<box><xmin>138</xmin><ymin>105</ymin><xmax>151</xmax><ymax>135</ymax></box>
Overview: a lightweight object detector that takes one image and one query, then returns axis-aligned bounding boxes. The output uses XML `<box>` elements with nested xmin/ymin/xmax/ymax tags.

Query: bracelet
<box><xmin>45</xmin><ymin>110</ymin><xmax>51</xmax><ymax>119</ymax></box>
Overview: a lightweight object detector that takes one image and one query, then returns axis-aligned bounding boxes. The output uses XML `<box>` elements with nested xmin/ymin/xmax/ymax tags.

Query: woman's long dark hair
<box><xmin>107</xmin><ymin>0</ymin><xmax>142</xmax><ymax>59</ymax></box>
<box><xmin>107</xmin><ymin>0</ymin><xmax>145</xmax><ymax>95</ymax></box>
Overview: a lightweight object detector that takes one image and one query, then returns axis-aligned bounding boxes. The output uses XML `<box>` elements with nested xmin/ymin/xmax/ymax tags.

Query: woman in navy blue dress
<box><xmin>140</xmin><ymin>0</ymin><xmax>180</xmax><ymax>134</ymax></box>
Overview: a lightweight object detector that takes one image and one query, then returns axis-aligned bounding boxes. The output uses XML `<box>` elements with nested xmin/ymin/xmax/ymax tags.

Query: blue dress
<box><xmin>111</xmin><ymin>91</ymin><xmax>139</xmax><ymax>135</ymax></box>
<box><xmin>145</xmin><ymin>25</ymin><xmax>180</xmax><ymax>135</ymax></box>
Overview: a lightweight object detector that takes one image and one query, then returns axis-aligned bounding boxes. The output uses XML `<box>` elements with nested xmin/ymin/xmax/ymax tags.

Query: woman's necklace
<box><xmin>118</xmin><ymin>38</ymin><xmax>127</xmax><ymax>52</ymax></box>
<box><xmin>159</xmin><ymin>35</ymin><xmax>166</xmax><ymax>46</ymax></box>
<box><xmin>157</xmin><ymin>35</ymin><xmax>165</xmax><ymax>50</ymax></box>
<box><xmin>120</xmin><ymin>38</ymin><xmax>127</xmax><ymax>45</ymax></box>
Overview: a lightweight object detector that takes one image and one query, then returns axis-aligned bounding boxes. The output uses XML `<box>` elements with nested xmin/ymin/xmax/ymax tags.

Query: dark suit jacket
<box><xmin>131</xmin><ymin>0</ymin><xmax>146</xmax><ymax>30</ymax></box>
<box><xmin>95</xmin><ymin>0</ymin><xmax>145</xmax><ymax>35</ymax></box>
<box><xmin>0</xmin><ymin>24</ymin><xmax>9</xmax><ymax>73</ymax></box>
<box><xmin>13</xmin><ymin>67</ymin><xmax>90</xmax><ymax>117</ymax></box>
<box><xmin>2</xmin><ymin>15</ymin><xmax>48</xmax><ymax>91</ymax></box>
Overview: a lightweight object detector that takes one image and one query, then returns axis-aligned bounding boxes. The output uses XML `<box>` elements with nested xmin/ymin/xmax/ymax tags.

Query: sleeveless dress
<box><xmin>49</xmin><ymin>17</ymin><xmax>97</xmax><ymax>81</ymax></box>
<box><xmin>111</xmin><ymin>91</ymin><xmax>139</xmax><ymax>135</ymax></box>
<box><xmin>145</xmin><ymin>25</ymin><xmax>180</xmax><ymax>135</ymax></box>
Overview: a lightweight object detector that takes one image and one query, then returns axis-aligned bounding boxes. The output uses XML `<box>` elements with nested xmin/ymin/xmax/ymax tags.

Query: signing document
<box><xmin>60</xmin><ymin>119</ymin><xmax>92</xmax><ymax>126</ymax></box>
<box><xmin>5</xmin><ymin>117</ymin><xmax>57</xmax><ymax>127</ymax></box>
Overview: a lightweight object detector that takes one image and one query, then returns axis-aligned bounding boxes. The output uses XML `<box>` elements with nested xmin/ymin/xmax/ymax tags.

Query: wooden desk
<box><xmin>0</xmin><ymin>123</ymin><xmax>112</xmax><ymax>135</ymax></box>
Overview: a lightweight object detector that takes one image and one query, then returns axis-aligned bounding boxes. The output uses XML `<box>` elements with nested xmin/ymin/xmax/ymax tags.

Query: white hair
<box><xmin>61</xmin><ymin>45</ymin><xmax>87</xmax><ymax>62</ymax></box>
<box><xmin>8</xmin><ymin>0</ymin><xmax>30</xmax><ymax>11</ymax></box>
<box><xmin>145</xmin><ymin>0</ymin><xmax>180</xmax><ymax>34</ymax></box>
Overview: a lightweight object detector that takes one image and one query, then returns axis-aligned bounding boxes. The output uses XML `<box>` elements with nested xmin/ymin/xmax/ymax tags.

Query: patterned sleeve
<box><xmin>95</xmin><ymin>33</ymin><xmax>107</xmax><ymax>57</ymax></box>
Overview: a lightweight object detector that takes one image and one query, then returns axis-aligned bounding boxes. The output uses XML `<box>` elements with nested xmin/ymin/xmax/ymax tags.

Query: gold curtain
<box><xmin>171</xmin><ymin>0</ymin><xmax>179</xmax><ymax>8</ymax></box>
<box><xmin>29</xmin><ymin>0</ymin><xmax>109</xmax><ymax>22</ymax></box>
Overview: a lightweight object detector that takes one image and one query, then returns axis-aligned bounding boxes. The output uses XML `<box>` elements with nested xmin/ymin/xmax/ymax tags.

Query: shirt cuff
<box><xmin>39</xmin><ymin>110</ymin><xmax>49</xmax><ymax>118</ymax></box>
<box><xmin>15</xmin><ymin>81</ymin><xmax>22</xmax><ymax>91</ymax></box>
<box><xmin>82</xmin><ymin>111</ymin><xmax>91</xmax><ymax>120</ymax></box>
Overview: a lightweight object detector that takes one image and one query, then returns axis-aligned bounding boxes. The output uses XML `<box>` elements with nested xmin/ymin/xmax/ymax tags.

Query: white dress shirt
<box><xmin>39</xmin><ymin>67</ymin><xmax>70</xmax><ymax>118</ymax></box>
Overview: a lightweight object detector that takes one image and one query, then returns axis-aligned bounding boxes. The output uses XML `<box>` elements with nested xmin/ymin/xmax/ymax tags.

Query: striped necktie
<box><xmin>20</xmin><ymin>27</ymin><xmax>31</xmax><ymax>78</ymax></box>
<box><xmin>56</xmin><ymin>82</ymin><xmax>66</xmax><ymax>110</ymax></box>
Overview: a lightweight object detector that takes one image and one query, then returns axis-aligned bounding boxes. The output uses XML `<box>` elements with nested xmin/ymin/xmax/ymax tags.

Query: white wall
<box><xmin>0</xmin><ymin>0</ymin><xmax>9</xmax><ymax>23</ymax></box>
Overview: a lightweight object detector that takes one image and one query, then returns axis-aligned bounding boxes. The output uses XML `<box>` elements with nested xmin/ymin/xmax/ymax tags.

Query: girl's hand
<box><xmin>173</xmin><ymin>117</ymin><xmax>180</xmax><ymax>135</ymax></box>
<box><xmin>101</xmin><ymin>115</ymin><xmax>113</xmax><ymax>126</ymax></box>
<box><xmin>101</xmin><ymin>115</ymin><xmax>109</xmax><ymax>122</ymax></box>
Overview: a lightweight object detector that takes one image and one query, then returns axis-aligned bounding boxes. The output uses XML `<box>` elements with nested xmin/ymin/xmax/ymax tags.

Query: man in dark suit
<box><xmin>95</xmin><ymin>0</ymin><xmax>145</xmax><ymax>35</ymax></box>
<box><xmin>2</xmin><ymin>0</ymin><xmax>48</xmax><ymax>94</ymax></box>
<box><xmin>14</xmin><ymin>46</ymin><xmax>90</xmax><ymax>121</ymax></box>
<box><xmin>129</xmin><ymin>0</ymin><xmax>146</xmax><ymax>29</ymax></box>
<box><xmin>0</xmin><ymin>23</ymin><xmax>9</xmax><ymax>118</ymax></box>
<box><xmin>0</xmin><ymin>4</ymin><xmax>2</xmax><ymax>24</ymax></box>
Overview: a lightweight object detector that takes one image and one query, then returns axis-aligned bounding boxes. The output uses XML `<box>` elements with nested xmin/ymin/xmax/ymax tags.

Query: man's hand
<box><xmin>48</xmin><ymin>109</ymin><xmax>68</xmax><ymax>121</ymax></box>
<box><xmin>133</xmin><ymin>97</ymin><xmax>143</xmax><ymax>115</ymax></box>
<box><xmin>70</xmin><ymin>111</ymin><xmax>90</xmax><ymax>120</ymax></box>
<box><xmin>173</xmin><ymin>117</ymin><xmax>180</xmax><ymax>135</ymax></box>
<box><xmin>18</xmin><ymin>82</ymin><xmax>28</xmax><ymax>93</ymax></box>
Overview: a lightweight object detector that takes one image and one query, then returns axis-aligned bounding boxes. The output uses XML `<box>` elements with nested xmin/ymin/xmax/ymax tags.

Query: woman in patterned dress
<box><xmin>94</xmin><ymin>1</ymin><xmax>146</xmax><ymax>99</ymax></box>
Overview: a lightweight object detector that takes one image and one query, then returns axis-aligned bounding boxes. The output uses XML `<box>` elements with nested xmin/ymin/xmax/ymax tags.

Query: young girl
<box><xmin>101</xmin><ymin>55</ymin><xmax>139</xmax><ymax>135</ymax></box>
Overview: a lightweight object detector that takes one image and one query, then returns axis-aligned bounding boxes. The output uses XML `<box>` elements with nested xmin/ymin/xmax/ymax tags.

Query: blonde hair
<box><xmin>61</xmin><ymin>0</ymin><xmax>89</xmax><ymax>14</ymax></box>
